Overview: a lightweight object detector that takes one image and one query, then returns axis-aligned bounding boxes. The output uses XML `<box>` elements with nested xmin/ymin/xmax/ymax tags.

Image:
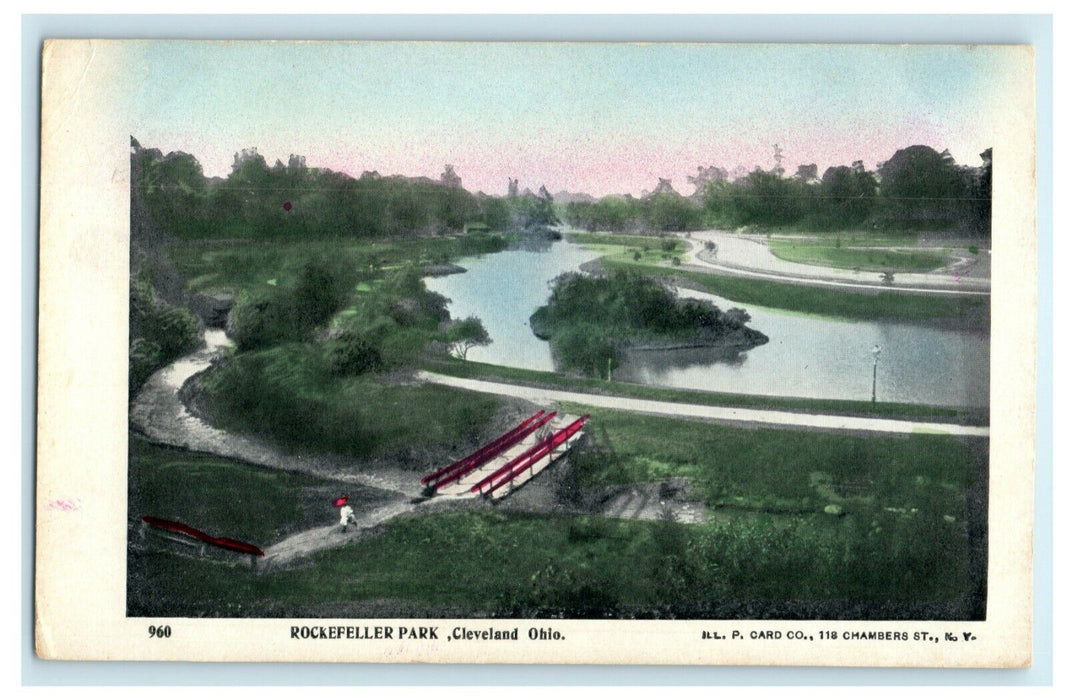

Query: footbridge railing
<box><xmin>470</xmin><ymin>414</ymin><xmax>589</xmax><ymax>497</ymax></box>
<box><xmin>422</xmin><ymin>410</ymin><xmax>557</xmax><ymax>492</ymax></box>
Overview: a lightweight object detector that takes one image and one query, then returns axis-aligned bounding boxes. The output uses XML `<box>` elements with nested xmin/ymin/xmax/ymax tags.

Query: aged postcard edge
<box><xmin>35</xmin><ymin>39</ymin><xmax>1035</xmax><ymax>666</ymax></box>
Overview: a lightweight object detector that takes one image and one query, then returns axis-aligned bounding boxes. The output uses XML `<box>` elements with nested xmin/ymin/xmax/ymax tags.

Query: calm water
<box><xmin>425</xmin><ymin>240</ymin><xmax>990</xmax><ymax>408</ymax></box>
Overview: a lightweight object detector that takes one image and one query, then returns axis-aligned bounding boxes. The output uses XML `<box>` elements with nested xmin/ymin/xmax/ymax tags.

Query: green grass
<box><xmin>568</xmin><ymin>232</ymin><xmax>685</xmax><ymax>266</ymax></box>
<box><xmin>128</xmin><ymin>409</ymin><xmax>986</xmax><ymax>620</ymax></box>
<box><xmin>419</xmin><ymin>357</ymin><xmax>987</xmax><ymax>424</ymax></box>
<box><xmin>128</xmin><ymin>436</ymin><xmax>340</xmax><ymax>546</ymax></box>
<box><xmin>603</xmin><ymin>258</ymin><xmax>990</xmax><ymax>326</ymax></box>
<box><xmin>169</xmin><ymin>234</ymin><xmax>508</xmax><ymax>297</ymax></box>
<box><xmin>561</xmin><ymin>405</ymin><xmax>983</xmax><ymax>515</ymax></box>
<box><xmin>129</xmin><ymin>507</ymin><xmax>980</xmax><ymax>619</ymax></box>
<box><xmin>199</xmin><ymin>344</ymin><xmax>502</xmax><ymax>458</ymax></box>
<box><xmin>758</xmin><ymin>228</ymin><xmax>923</xmax><ymax>244</ymax></box>
<box><xmin>767</xmin><ymin>239</ymin><xmax>948</xmax><ymax>272</ymax></box>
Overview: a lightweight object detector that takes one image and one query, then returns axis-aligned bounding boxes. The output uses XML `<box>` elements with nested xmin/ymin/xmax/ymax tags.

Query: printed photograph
<box><xmin>125</xmin><ymin>42</ymin><xmax>1000</xmax><ymax>621</ymax></box>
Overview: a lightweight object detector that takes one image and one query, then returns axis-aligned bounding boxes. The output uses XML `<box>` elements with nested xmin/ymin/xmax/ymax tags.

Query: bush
<box><xmin>128</xmin><ymin>272</ymin><xmax>200</xmax><ymax>393</ymax></box>
<box><xmin>551</xmin><ymin>324</ymin><xmax>617</xmax><ymax>377</ymax></box>
<box><xmin>228</xmin><ymin>294</ymin><xmax>298</xmax><ymax>350</ymax></box>
<box><xmin>325</xmin><ymin>332</ymin><xmax>384</xmax><ymax>376</ymax></box>
<box><xmin>129</xmin><ymin>338</ymin><xmax>164</xmax><ymax>390</ymax></box>
<box><xmin>202</xmin><ymin>346</ymin><xmax>378</xmax><ymax>455</ymax></box>
<box><xmin>229</xmin><ymin>261</ymin><xmax>349</xmax><ymax>350</ymax></box>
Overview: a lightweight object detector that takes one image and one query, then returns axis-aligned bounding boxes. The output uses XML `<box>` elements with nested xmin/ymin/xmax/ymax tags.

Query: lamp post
<box><xmin>871</xmin><ymin>345</ymin><xmax>882</xmax><ymax>404</ymax></box>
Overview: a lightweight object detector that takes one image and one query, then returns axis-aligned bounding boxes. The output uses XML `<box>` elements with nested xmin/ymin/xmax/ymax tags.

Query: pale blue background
<box><xmin>21</xmin><ymin>13</ymin><xmax>1053</xmax><ymax>686</ymax></box>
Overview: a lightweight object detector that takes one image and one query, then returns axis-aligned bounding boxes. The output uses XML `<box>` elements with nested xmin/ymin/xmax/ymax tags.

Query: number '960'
<box><xmin>148</xmin><ymin>625</ymin><xmax>171</xmax><ymax>638</ymax></box>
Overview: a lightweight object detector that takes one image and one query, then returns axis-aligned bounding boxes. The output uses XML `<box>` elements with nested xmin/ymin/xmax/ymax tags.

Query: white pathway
<box><xmin>684</xmin><ymin>230</ymin><xmax>990</xmax><ymax>296</ymax></box>
<box><xmin>418</xmin><ymin>372</ymin><xmax>989</xmax><ymax>438</ymax></box>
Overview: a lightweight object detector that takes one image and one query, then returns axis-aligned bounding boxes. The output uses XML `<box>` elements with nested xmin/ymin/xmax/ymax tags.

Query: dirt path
<box><xmin>261</xmin><ymin>497</ymin><xmax>426</xmax><ymax>569</ymax></box>
<box><xmin>685</xmin><ymin>231</ymin><xmax>990</xmax><ymax>296</ymax></box>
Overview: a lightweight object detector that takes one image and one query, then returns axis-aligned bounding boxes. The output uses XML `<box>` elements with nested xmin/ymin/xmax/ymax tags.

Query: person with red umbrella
<box><xmin>334</xmin><ymin>495</ymin><xmax>356</xmax><ymax>533</ymax></box>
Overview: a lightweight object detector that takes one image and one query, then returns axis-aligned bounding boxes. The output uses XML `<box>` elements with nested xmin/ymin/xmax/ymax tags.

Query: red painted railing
<box><xmin>471</xmin><ymin>415</ymin><xmax>588</xmax><ymax>497</ymax></box>
<box><xmin>424</xmin><ymin>410</ymin><xmax>558</xmax><ymax>492</ymax></box>
<box><xmin>141</xmin><ymin>516</ymin><xmax>265</xmax><ymax>557</ymax></box>
<box><xmin>421</xmin><ymin>410</ymin><xmax>544</xmax><ymax>486</ymax></box>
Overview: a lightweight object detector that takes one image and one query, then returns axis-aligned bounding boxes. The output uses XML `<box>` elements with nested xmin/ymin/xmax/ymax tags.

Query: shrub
<box><xmin>551</xmin><ymin>324</ymin><xmax>617</xmax><ymax>376</ymax></box>
<box><xmin>325</xmin><ymin>332</ymin><xmax>384</xmax><ymax>376</ymax></box>
<box><xmin>202</xmin><ymin>346</ymin><xmax>377</xmax><ymax>455</ymax></box>
<box><xmin>229</xmin><ymin>261</ymin><xmax>348</xmax><ymax>350</ymax></box>
<box><xmin>128</xmin><ymin>272</ymin><xmax>200</xmax><ymax>393</ymax></box>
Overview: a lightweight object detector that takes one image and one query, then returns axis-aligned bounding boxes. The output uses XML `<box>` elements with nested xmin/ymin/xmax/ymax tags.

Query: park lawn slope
<box><xmin>562</xmin><ymin>405</ymin><xmax>984</xmax><ymax>516</ymax></box>
<box><xmin>168</xmin><ymin>234</ymin><xmax>507</xmax><ymax>298</ymax></box>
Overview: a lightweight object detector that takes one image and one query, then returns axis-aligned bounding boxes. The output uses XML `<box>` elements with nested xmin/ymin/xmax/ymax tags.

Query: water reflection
<box><xmin>425</xmin><ymin>240</ymin><xmax>990</xmax><ymax>408</ymax></box>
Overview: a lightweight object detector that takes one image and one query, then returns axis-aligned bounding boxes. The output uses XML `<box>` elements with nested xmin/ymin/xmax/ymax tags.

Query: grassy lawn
<box><xmin>169</xmin><ymin>234</ymin><xmax>507</xmax><ymax>297</ymax></box>
<box><xmin>767</xmin><ymin>239</ymin><xmax>948</xmax><ymax>272</ymax></box>
<box><xmin>199</xmin><ymin>344</ymin><xmax>502</xmax><ymax>459</ymax></box>
<box><xmin>760</xmin><ymin>229</ymin><xmax>923</xmax><ymax>244</ymax></box>
<box><xmin>128</xmin><ymin>436</ymin><xmax>344</xmax><ymax>547</ymax></box>
<box><xmin>419</xmin><ymin>356</ymin><xmax>988</xmax><ymax>425</ymax></box>
<box><xmin>129</xmin><ymin>506</ymin><xmax>980</xmax><ymax>619</ymax></box>
<box><xmin>603</xmin><ymin>258</ymin><xmax>990</xmax><ymax>326</ymax></box>
<box><xmin>567</xmin><ymin>232</ymin><xmax>685</xmax><ymax>265</ymax></box>
<box><xmin>128</xmin><ymin>407</ymin><xmax>985</xmax><ymax>620</ymax></box>
<box><xmin>562</xmin><ymin>405</ymin><xmax>983</xmax><ymax>513</ymax></box>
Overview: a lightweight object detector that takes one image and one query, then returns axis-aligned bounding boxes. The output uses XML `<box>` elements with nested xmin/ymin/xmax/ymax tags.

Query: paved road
<box><xmin>685</xmin><ymin>230</ymin><xmax>990</xmax><ymax>296</ymax></box>
<box><xmin>418</xmin><ymin>372</ymin><xmax>989</xmax><ymax>438</ymax></box>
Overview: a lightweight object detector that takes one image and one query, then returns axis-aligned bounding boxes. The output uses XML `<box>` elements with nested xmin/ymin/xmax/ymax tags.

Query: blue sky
<box><xmin>119</xmin><ymin>41</ymin><xmax>1019</xmax><ymax>196</ymax></box>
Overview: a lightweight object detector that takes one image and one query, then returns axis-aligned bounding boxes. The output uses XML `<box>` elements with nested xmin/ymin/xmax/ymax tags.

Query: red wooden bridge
<box><xmin>422</xmin><ymin>410</ymin><xmax>588</xmax><ymax>500</ymax></box>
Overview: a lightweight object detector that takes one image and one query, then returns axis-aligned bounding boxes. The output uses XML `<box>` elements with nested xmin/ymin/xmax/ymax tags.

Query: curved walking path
<box><xmin>418</xmin><ymin>371</ymin><xmax>989</xmax><ymax>438</ymax></box>
<box><xmin>129</xmin><ymin>329</ymin><xmax>423</xmax><ymax>498</ymax></box>
<box><xmin>685</xmin><ymin>230</ymin><xmax>990</xmax><ymax>296</ymax></box>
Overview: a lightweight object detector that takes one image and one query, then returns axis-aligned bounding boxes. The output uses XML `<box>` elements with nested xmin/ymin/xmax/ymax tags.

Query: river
<box><xmin>425</xmin><ymin>240</ymin><xmax>990</xmax><ymax>408</ymax></box>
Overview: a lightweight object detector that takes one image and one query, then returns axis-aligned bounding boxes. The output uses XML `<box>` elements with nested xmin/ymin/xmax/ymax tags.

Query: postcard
<box><xmin>36</xmin><ymin>39</ymin><xmax>1035</xmax><ymax>666</ymax></box>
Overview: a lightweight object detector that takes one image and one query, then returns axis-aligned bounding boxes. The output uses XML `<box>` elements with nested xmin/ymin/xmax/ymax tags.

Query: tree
<box><xmin>877</xmin><ymin>145</ymin><xmax>968</xmax><ymax>229</ymax></box>
<box><xmin>816</xmin><ymin>164</ymin><xmax>877</xmax><ymax>227</ymax></box>
<box><xmin>445</xmin><ymin>317</ymin><xmax>491</xmax><ymax>359</ymax></box>
<box><xmin>326</xmin><ymin>331</ymin><xmax>384</xmax><ymax>376</ymax></box>
<box><xmin>795</xmin><ymin>163</ymin><xmax>819</xmax><ymax>182</ymax></box>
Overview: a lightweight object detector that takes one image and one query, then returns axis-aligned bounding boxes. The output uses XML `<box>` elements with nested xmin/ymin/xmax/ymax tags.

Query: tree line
<box><xmin>132</xmin><ymin>139</ymin><xmax>517</xmax><ymax>239</ymax></box>
<box><xmin>564</xmin><ymin>145</ymin><xmax>991</xmax><ymax>235</ymax></box>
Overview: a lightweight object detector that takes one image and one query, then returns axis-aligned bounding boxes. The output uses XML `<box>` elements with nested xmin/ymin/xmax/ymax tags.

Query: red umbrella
<box><xmin>332</xmin><ymin>495</ymin><xmax>349</xmax><ymax>508</ymax></box>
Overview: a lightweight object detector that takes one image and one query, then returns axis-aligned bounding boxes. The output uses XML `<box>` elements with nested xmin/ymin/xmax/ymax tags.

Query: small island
<box><xmin>530</xmin><ymin>270</ymin><xmax>769</xmax><ymax>376</ymax></box>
